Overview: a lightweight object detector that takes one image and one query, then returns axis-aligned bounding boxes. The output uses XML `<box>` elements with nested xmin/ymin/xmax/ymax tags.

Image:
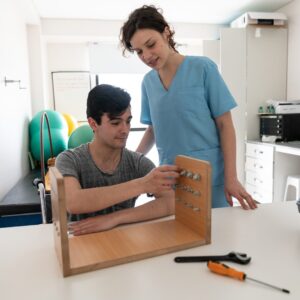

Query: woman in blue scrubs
<box><xmin>120</xmin><ymin>5</ymin><xmax>257</xmax><ymax>210</ymax></box>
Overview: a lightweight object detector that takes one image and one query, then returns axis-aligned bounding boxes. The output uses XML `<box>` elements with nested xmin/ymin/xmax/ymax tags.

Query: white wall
<box><xmin>46</xmin><ymin>43</ymin><xmax>90</xmax><ymax>109</ymax></box>
<box><xmin>40</xmin><ymin>19</ymin><xmax>222</xmax><ymax>42</ymax></box>
<box><xmin>278</xmin><ymin>0</ymin><xmax>300</xmax><ymax>100</ymax></box>
<box><xmin>27</xmin><ymin>24</ymin><xmax>48</xmax><ymax>115</ymax></box>
<box><xmin>0</xmin><ymin>0</ymin><xmax>37</xmax><ymax>199</ymax></box>
<box><xmin>40</xmin><ymin>18</ymin><xmax>224</xmax><ymax>116</ymax></box>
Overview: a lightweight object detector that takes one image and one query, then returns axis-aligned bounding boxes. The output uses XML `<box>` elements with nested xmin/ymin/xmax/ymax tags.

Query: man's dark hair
<box><xmin>120</xmin><ymin>5</ymin><xmax>177</xmax><ymax>56</ymax></box>
<box><xmin>86</xmin><ymin>84</ymin><xmax>131</xmax><ymax>124</ymax></box>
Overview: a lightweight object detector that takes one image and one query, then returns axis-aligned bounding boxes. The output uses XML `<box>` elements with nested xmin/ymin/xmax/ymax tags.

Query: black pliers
<box><xmin>174</xmin><ymin>251</ymin><xmax>251</xmax><ymax>265</ymax></box>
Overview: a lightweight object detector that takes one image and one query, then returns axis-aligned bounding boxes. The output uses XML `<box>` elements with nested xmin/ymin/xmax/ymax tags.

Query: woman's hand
<box><xmin>225</xmin><ymin>178</ymin><xmax>257</xmax><ymax>210</ymax></box>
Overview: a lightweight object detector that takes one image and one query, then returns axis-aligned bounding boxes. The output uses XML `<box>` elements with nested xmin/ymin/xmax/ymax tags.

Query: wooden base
<box><xmin>50</xmin><ymin>155</ymin><xmax>211</xmax><ymax>277</ymax></box>
<box><xmin>68</xmin><ymin>219</ymin><xmax>206</xmax><ymax>275</ymax></box>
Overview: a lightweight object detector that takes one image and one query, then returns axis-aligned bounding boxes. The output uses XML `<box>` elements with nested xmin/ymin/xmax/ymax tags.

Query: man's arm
<box><xmin>69</xmin><ymin>189</ymin><xmax>175</xmax><ymax>235</ymax></box>
<box><xmin>64</xmin><ymin>165</ymin><xmax>179</xmax><ymax>214</ymax></box>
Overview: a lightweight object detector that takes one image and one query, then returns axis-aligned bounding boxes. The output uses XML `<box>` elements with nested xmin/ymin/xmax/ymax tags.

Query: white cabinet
<box><xmin>245</xmin><ymin>141</ymin><xmax>300</xmax><ymax>203</ymax></box>
<box><xmin>245</xmin><ymin>142</ymin><xmax>274</xmax><ymax>203</ymax></box>
<box><xmin>203</xmin><ymin>40</ymin><xmax>220</xmax><ymax>66</ymax></box>
<box><xmin>220</xmin><ymin>26</ymin><xmax>287</xmax><ymax>183</ymax></box>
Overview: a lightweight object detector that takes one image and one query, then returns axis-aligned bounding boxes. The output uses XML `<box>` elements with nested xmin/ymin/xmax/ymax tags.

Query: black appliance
<box><xmin>259</xmin><ymin>113</ymin><xmax>300</xmax><ymax>142</ymax></box>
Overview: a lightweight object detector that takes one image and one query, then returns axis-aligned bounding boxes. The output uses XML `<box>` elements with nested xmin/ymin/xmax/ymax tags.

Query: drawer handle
<box><xmin>253</xmin><ymin>164</ymin><xmax>263</xmax><ymax>169</ymax></box>
<box><xmin>254</xmin><ymin>178</ymin><xmax>263</xmax><ymax>184</ymax></box>
<box><xmin>253</xmin><ymin>149</ymin><xmax>264</xmax><ymax>154</ymax></box>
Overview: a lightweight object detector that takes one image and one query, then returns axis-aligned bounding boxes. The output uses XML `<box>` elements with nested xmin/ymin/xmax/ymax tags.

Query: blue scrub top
<box><xmin>140</xmin><ymin>56</ymin><xmax>237</xmax><ymax>208</ymax></box>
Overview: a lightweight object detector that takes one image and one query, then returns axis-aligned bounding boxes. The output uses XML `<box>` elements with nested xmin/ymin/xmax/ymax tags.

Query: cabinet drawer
<box><xmin>246</xmin><ymin>143</ymin><xmax>274</xmax><ymax>163</ymax></box>
<box><xmin>245</xmin><ymin>157</ymin><xmax>273</xmax><ymax>178</ymax></box>
<box><xmin>245</xmin><ymin>170</ymin><xmax>273</xmax><ymax>192</ymax></box>
<box><xmin>246</xmin><ymin>183</ymin><xmax>273</xmax><ymax>204</ymax></box>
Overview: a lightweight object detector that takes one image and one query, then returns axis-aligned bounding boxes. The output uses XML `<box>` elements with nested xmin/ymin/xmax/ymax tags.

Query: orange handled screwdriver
<box><xmin>207</xmin><ymin>261</ymin><xmax>290</xmax><ymax>294</ymax></box>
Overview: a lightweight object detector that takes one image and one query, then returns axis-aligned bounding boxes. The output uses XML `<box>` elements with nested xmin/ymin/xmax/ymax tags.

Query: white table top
<box><xmin>248</xmin><ymin>140</ymin><xmax>300</xmax><ymax>156</ymax></box>
<box><xmin>275</xmin><ymin>142</ymin><xmax>300</xmax><ymax>156</ymax></box>
<box><xmin>1</xmin><ymin>201</ymin><xmax>300</xmax><ymax>300</ymax></box>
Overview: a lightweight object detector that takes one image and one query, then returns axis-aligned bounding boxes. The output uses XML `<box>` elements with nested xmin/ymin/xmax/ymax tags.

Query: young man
<box><xmin>55</xmin><ymin>84</ymin><xmax>179</xmax><ymax>235</ymax></box>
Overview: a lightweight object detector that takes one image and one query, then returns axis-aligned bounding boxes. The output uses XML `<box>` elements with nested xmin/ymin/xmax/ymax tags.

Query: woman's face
<box><xmin>130</xmin><ymin>28</ymin><xmax>171</xmax><ymax>70</ymax></box>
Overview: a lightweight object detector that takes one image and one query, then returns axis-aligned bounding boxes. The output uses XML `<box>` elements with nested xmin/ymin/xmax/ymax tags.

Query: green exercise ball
<box><xmin>68</xmin><ymin>125</ymin><xmax>94</xmax><ymax>149</ymax></box>
<box><xmin>29</xmin><ymin>110</ymin><xmax>68</xmax><ymax>138</ymax></box>
<box><xmin>30</xmin><ymin>129</ymin><xmax>68</xmax><ymax>162</ymax></box>
<box><xmin>29</xmin><ymin>110</ymin><xmax>69</xmax><ymax>162</ymax></box>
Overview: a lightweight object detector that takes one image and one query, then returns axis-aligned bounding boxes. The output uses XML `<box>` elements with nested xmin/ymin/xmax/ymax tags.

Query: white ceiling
<box><xmin>32</xmin><ymin>0</ymin><xmax>293</xmax><ymax>24</ymax></box>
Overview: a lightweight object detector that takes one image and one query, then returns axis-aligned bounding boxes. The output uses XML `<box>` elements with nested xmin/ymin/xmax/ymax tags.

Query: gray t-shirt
<box><xmin>55</xmin><ymin>143</ymin><xmax>155</xmax><ymax>221</ymax></box>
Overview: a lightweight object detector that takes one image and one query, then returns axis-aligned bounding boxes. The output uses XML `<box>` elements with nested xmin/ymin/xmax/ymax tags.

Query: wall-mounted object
<box><xmin>231</xmin><ymin>12</ymin><xmax>287</xmax><ymax>28</ymax></box>
<box><xmin>52</xmin><ymin>71</ymin><xmax>91</xmax><ymax>122</ymax></box>
<box><xmin>4</xmin><ymin>76</ymin><xmax>26</xmax><ymax>89</ymax></box>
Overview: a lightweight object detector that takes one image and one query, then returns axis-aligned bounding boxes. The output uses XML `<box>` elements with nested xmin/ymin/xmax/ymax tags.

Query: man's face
<box><xmin>93</xmin><ymin>108</ymin><xmax>132</xmax><ymax>149</ymax></box>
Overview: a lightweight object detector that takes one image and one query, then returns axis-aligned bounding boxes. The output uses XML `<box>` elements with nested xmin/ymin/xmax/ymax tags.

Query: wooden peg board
<box><xmin>50</xmin><ymin>155</ymin><xmax>211</xmax><ymax>277</ymax></box>
<box><xmin>175</xmin><ymin>156</ymin><xmax>211</xmax><ymax>242</ymax></box>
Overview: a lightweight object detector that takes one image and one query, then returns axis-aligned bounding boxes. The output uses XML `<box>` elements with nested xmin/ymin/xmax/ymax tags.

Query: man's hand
<box><xmin>69</xmin><ymin>188</ymin><xmax>176</xmax><ymax>236</ymax></box>
<box><xmin>69</xmin><ymin>213</ymin><xmax>118</xmax><ymax>236</ymax></box>
<box><xmin>140</xmin><ymin>165</ymin><xmax>179</xmax><ymax>194</ymax></box>
<box><xmin>225</xmin><ymin>178</ymin><xmax>257</xmax><ymax>210</ymax></box>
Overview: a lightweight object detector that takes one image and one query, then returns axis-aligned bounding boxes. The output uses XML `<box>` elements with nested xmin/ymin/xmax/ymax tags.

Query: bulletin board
<box><xmin>52</xmin><ymin>71</ymin><xmax>91</xmax><ymax>121</ymax></box>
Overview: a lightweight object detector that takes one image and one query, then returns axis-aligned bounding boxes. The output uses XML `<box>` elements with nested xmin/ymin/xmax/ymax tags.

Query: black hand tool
<box><xmin>174</xmin><ymin>251</ymin><xmax>251</xmax><ymax>265</ymax></box>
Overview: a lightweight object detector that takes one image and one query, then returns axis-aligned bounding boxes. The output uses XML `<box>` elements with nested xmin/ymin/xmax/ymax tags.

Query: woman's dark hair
<box><xmin>120</xmin><ymin>5</ymin><xmax>177</xmax><ymax>55</ymax></box>
<box><xmin>86</xmin><ymin>84</ymin><xmax>131</xmax><ymax>124</ymax></box>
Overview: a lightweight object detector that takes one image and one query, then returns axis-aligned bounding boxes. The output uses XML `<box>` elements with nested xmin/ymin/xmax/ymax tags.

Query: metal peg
<box><xmin>193</xmin><ymin>190</ymin><xmax>201</xmax><ymax>197</ymax></box>
<box><xmin>180</xmin><ymin>170</ymin><xmax>187</xmax><ymax>176</ymax></box>
<box><xmin>193</xmin><ymin>173</ymin><xmax>201</xmax><ymax>181</ymax></box>
<box><xmin>186</xmin><ymin>171</ymin><xmax>193</xmax><ymax>178</ymax></box>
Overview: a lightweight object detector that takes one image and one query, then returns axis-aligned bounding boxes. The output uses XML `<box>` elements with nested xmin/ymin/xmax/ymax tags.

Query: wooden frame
<box><xmin>50</xmin><ymin>155</ymin><xmax>211</xmax><ymax>277</ymax></box>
